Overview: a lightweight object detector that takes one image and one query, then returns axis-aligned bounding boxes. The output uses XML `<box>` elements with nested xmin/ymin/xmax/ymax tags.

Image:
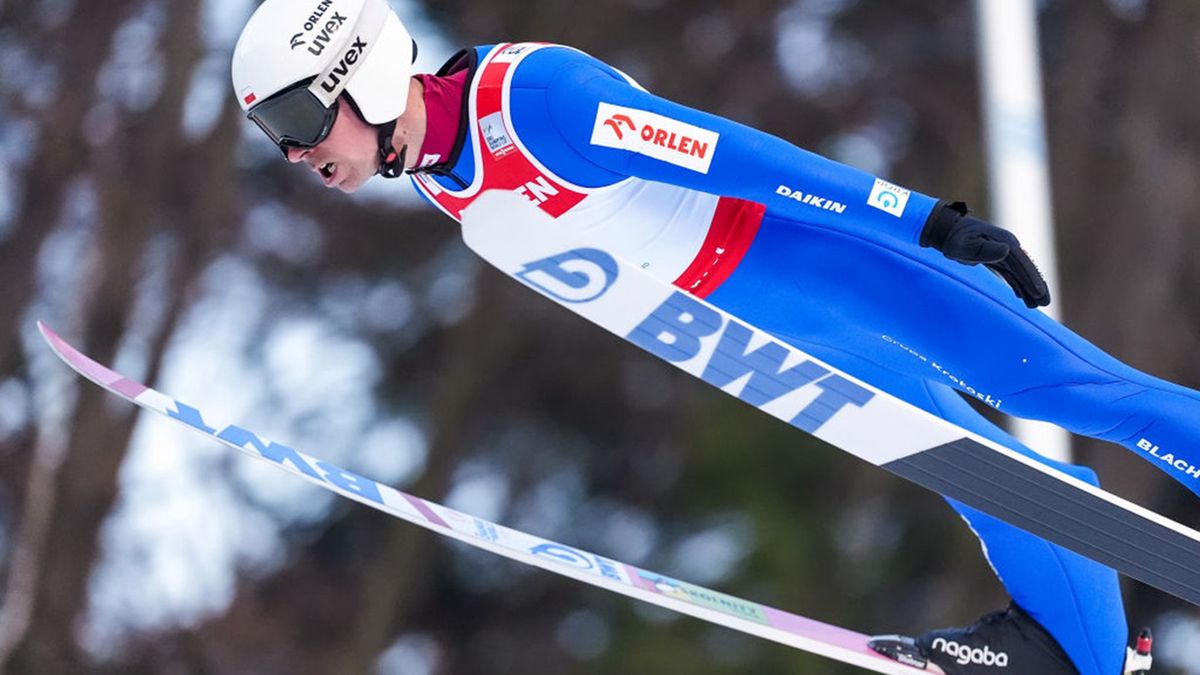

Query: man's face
<box><xmin>286</xmin><ymin>96</ymin><xmax>378</xmax><ymax>194</ymax></box>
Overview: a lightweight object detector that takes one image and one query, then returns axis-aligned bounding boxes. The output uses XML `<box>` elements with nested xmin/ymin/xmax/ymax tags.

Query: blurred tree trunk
<box><xmin>0</xmin><ymin>1</ymin><xmax>239</xmax><ymax>672</ymax></box>
<box><xmin>0</xmin><ymin>2</ymin><xmax>141</xmax><ymax>670</ymax></box>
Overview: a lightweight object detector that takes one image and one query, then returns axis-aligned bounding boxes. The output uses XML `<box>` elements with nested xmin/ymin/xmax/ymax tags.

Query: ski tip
<box><xmin>35</xmin><ymin>321</ymin><xmax>61</xmax><ymax>351</ymax></box>
<box><xmin>32</xmin><ymin>321</ymin><xmax>152</xmax><ymax>399</ymax></box>
<box><xmin>35</xmin><ymin>320</ymin><xmax>72</xmax><ymax>355</ymax></box>
<box><xmin>35</xmin><ymin>321</ymin><xmax>77</xmax><ymax>370</ymax></box>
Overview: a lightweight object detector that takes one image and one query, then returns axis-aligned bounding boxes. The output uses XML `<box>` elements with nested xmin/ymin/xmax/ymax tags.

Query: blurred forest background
<box><xmin>1</xmin><ymin>0</ymin><xmax>1200</xmax><ymax>673</ymax></box>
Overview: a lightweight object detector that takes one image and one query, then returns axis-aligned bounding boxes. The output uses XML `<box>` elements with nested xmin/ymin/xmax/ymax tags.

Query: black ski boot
<box><xmin>868</xmin><ymin>604</ymin><xmax>1155</xmax><ymax>674</ymax></box>
<box><xmin>869</xmin><ymin>603</ymin><xmax>1076</xmax><ymax>674</ymax></box>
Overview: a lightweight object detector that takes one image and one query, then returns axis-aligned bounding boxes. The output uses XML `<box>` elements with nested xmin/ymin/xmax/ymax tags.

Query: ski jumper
<box><xmin>409</xmin><ymin>42</ymin><xmax>1200</xmax><ymax>674</ymax></box>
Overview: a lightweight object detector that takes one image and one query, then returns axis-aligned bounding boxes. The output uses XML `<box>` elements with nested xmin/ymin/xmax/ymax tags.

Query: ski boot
<box><xmin>868</xmin><ymin>603</ymin><xmax>1076</xmax><ymax>674</ymax></box>
<box><xmin>869</xmin><ymin>605</ymin><xmax>1155</xmax><ymax>674</ymax></box>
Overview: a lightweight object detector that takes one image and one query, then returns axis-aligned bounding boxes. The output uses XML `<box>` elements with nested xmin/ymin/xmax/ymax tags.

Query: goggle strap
<box><xmin>308</xmin><ymin>0</ymin><xmax>391</xmax><ymax>107</ymax></box>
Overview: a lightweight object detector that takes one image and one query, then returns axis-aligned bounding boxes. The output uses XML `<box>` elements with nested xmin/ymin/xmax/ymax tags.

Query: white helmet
<box><xmin>232</xmin><ymin>0</ymin><xmax>415</xmax><ymax>151</ymax></box>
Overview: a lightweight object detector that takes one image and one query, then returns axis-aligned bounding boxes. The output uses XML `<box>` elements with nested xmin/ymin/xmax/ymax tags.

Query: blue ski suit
<box><xmin>410</xmin><ymin>42</ymin><xmax>1199</xmax><ymax>674</ymax></box>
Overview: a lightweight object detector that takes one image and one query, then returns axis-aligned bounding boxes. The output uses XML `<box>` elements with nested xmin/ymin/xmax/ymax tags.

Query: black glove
<box><xmin>920</xmin><ymin>201</ymin><xmax>1051</xmax><ymax>308</ymax></box>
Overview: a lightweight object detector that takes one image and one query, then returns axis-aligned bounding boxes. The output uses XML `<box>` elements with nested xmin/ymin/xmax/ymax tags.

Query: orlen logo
<box><xmin>516</xmin><ymin>248</ymin><xmax>619</xmax><ymax>304</ymax></box>
<box><xmin>290</xmin><ymin>1</ymin><xmax>347</xmax><ymax>55</ymax></box>
<box><xmin>930</xmin><ymin>638</ymin><xmax>1009</xmax><ymax>667</ymax></box>
<box><xmin>319</xmin><ymin>37</ymin><xmax>368</xmax><ymax>95</ymax></box>
<box><xmin>603</xmin><ymin>114</ymin><xmax>636</xmax><ymax>140</ymax></box>
<box><xmin>591</xmin><ymin>102</ymin><xmax>720</xmax><ymax>174</ymax></box>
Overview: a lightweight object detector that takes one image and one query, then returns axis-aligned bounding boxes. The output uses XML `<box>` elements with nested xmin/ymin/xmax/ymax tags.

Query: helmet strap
<box><xmin>377</xmin><ymin>120</ymin><xmax>405</xmax><ymax>178</ymax></box>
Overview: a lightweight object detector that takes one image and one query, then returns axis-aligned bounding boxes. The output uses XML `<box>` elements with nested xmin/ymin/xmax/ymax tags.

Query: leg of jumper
<box><xmin>915</xmin><ymin>378</ymin><xmax>1126</xmax><ymax>675</ymax></box>
<box><xmin>708</xmin><ymin>214</ymin><xmax>1200</xmax><ymax>498</ymax></box>
<box><xmin>733</xmin><ymin>334</ymin><xmax>1127</xmax><ymax>675</ymax></box>
<box><xmin>703</xmin><ymin>217</ymin><xmax>1135</xmax><ymax>675</ymax></box>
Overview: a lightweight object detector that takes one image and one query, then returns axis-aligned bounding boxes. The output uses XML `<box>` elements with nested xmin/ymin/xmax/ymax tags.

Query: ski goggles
<box><xmin>247</xmin><ymin>80</ymin><xmax>341</xmax><ymax>156</ymax></box>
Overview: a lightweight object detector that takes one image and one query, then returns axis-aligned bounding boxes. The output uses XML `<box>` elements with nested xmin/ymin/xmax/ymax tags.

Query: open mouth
<box><xmin>319</xmin><ymin>162</ymin><xmax>336</xmax><ymax>179</ymax></box>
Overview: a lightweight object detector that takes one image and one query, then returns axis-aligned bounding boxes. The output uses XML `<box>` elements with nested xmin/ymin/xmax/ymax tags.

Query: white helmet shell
<box><xmin>232</xmin><ymin>0</ymin><xmax>414</xmax><ymax>125</ymax></box>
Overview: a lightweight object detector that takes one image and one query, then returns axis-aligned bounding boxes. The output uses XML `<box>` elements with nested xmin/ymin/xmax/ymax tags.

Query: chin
<box><xmin>337</xmin><ymin>173</ymin><xmax>371</xmax><ymax>194</ymax></box>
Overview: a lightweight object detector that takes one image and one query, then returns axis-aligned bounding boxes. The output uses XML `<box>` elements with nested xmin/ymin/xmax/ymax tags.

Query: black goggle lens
<box><xmin>247</xmin><ymin>84</ymin><xmax>340</xmax><ymax>156</ymax></box>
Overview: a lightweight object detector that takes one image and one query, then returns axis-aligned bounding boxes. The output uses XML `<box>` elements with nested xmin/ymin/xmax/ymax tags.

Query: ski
<box><xmin>39</xmin><ymin>322</ymin><xmax>941</xmax><ymax>674</ymax></box>
<box><xmin>460</xmin><ymin>190</ymin><xmax>1200</xmax><ymax>607</ymax></box>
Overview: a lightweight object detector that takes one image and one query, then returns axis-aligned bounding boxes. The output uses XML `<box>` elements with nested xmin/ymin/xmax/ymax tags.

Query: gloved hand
<box><xmin>920</xmin><ymin>201</ymin><xmax>1051</xmax><ymax>308</ymax></box>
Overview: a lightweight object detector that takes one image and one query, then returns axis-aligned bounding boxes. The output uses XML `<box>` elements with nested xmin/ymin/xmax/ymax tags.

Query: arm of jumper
<box><xmin>541</xmin><ymin>60</ymin><xmax>941</xmax><ymax>246</ymax></box>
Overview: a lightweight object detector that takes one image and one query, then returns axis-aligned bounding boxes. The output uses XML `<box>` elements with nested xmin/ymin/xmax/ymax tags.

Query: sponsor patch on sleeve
<box><xmin>867</xmin><ymin>178</ymin><xmax>912</xmax><ymax>218</ymax></box>
<box><xmin>590</xmin><ymin>102</ymin><xmax>719</xmax><ymax>174</ymax></box>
